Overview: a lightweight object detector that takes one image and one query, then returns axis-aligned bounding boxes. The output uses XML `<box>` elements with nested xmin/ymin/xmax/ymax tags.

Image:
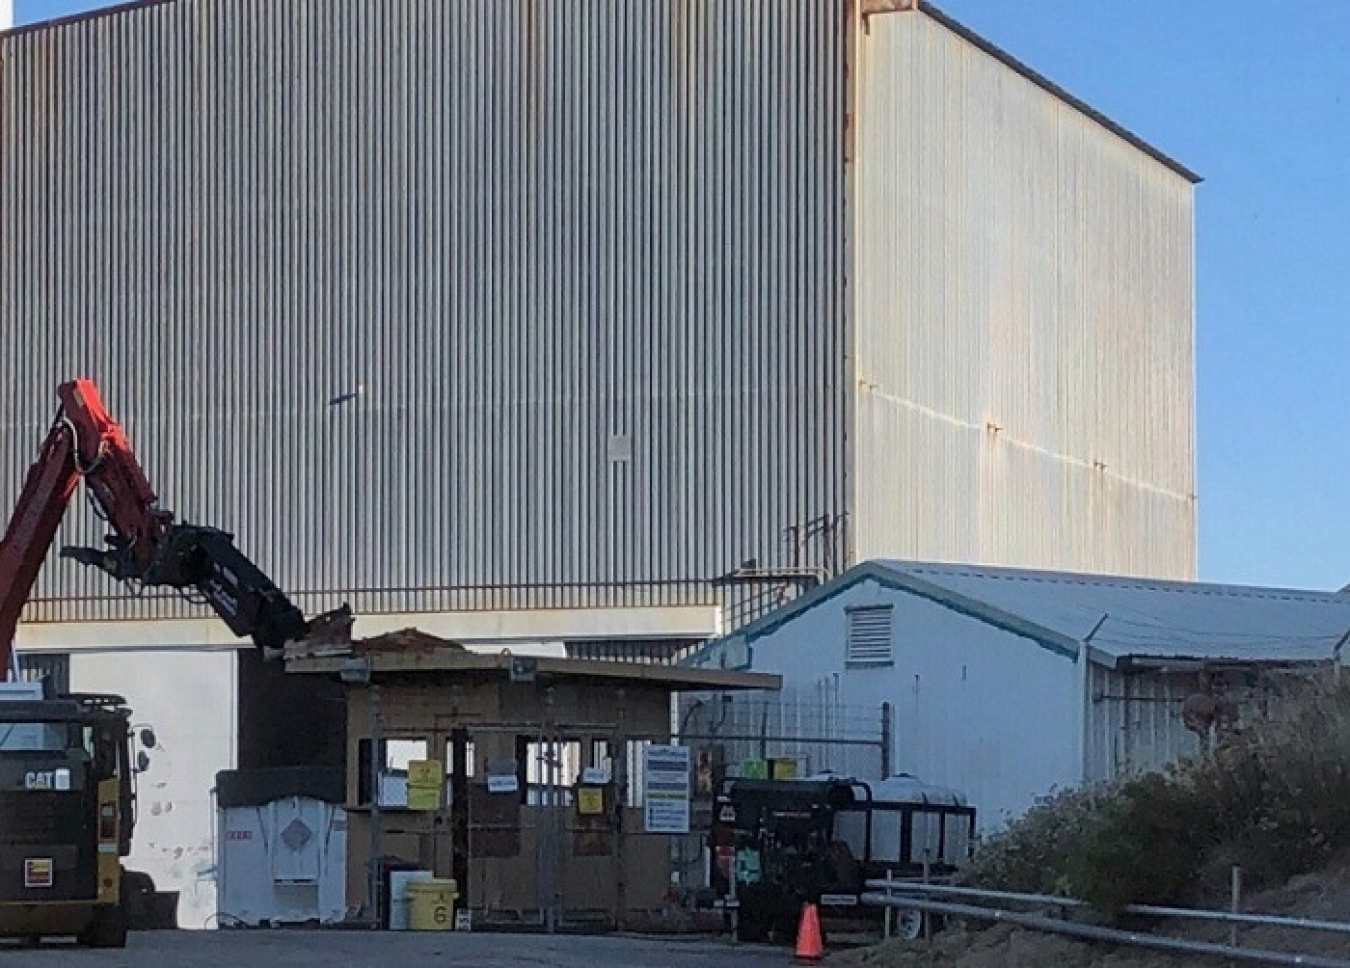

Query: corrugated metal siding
<box><xmin>1086</xmin><ymin>665</ymin><xmax>1201</xmax><ymax>783</ymax></box>
<box><xmin>1086</xmin><ymin>665</ymin><xmax>1308</xmax><ymax>784</ymax></box>
<box><xmin>0</xmin><ymin>0</ymin><xmax>848</xmax><ymax>624</ymax></box>
<box><xmin>850</xmin><ymin>11</ymin><xmax>1196</xmax><ymax>579</ymax></box>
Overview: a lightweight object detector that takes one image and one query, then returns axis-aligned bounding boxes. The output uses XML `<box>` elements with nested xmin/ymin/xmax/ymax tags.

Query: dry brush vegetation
<box><xmin>842</xmin><ymin>673</ymin><xmax>1350</xmax><ymax>967</ymax></box>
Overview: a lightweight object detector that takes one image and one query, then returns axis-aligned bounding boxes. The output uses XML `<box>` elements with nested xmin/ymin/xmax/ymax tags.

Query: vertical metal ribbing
<box><xmin>0</xmin><ymin>0</ymin><xmax>847</xmax><ymax>624</ymax></box>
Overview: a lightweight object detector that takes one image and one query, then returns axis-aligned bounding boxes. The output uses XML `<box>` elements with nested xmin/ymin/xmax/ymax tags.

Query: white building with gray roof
<box><xmin>684</xmin><ymin>560</ymin><xmax>1350</xmax><ymax>829</ymax></box>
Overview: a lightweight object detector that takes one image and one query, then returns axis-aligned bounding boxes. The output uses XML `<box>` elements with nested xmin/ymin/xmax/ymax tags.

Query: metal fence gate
<box><xmin>436</xmin><ymin>695</ymin><xmax>890</xmax><ymax>932</ymax></box>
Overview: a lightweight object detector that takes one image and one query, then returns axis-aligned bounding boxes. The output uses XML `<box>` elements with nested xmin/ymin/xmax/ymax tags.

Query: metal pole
<box><xmin>615</xmin><ymin>692</ymin><xmax>629</xmax><ymax>933</ymax></box>
<box><xmin>921</xmin><ymin>851</ymin><xmax>931</xmax><ymax>943</ymax></box>
<box><xmin>1231</xmin><ymin>865</ymin><xmax>1243</xmax><ymax>949</ymax></box>
<box><xmin>880</xmin><ymin>702</ymin><xmax>893</xmax><ymax>777</ymax></box>
<box><xmin>368</xmin><ymin>682</ymin><xmax>383</xmax><ymax>928</ymax></box>
<box><xmin>728</xmin><ymin>853</ymin><xmax>739</xmax><ymax>943</ymax></box>
<box><xmin>883</xmin><ymin>868</ymin><xmax>893</xmax><ymax>940</ymax></box>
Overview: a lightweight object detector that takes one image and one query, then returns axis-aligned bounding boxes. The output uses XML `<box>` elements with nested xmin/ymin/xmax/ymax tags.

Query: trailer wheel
<box><xmin>897</xmin><ymin>908</ymin><xmax>925</xmax><ymax>941</ymax></box>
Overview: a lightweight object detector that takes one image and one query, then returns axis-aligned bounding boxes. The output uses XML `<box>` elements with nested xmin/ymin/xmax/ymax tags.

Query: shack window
<box><xmin>524</xmin><ymin>739</ymin><xmax>581</xmax><ymax>806</ymax></box>
<box><xmin>846</xmin><ymin>605</ymin><xmax>895</xmax><ymax>666</ymax></box>
<box><xmin>446</xmin><ymin>737</ymin><xmax>476</xmax><ymax>779</ymax></box>
<box><xmin>356</xmin><ymin>737</ymin><xmax>429</xmax><ymax>808</ymax></box>
<box><xmin>625</xmin><ymin>740</ymin><xmax>650</xmax><ymax>808</ymax></box>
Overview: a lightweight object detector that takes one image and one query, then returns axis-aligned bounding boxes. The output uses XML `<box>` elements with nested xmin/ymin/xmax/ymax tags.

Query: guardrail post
<box><xmin>922</xmin><ymin>851</ymin><xmax>932</xmax><ymax>943</ymax></box>
<box><xmin>1231</xmin><ymin>865</ymin><xmax>1243</xmax><ymax>949</ymax></box>
<box><xmin>883</xmin><ymin>869</ymin><xmax>893</xmax><ymax>940</ymax></box>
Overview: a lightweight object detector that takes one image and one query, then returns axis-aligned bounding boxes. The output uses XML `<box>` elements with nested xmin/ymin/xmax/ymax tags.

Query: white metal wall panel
<box><xmin>850</xmin><ymin>10</ymin><xmax>1196</xmax><ymax>580</ymax></box>
<box><xmin>69</xmin><ymin>647</ymin><xmax>237</xmax><ymax>930</ymax></box>
<box><xmin>712</xmin><ymin>576</ymin><xmax>1083</xmax><ymax>827</ymax></box>
<box><xmin>0</xmin><ymin>0</ymin><xmax>847</xmax><ymax>623</ymax></box>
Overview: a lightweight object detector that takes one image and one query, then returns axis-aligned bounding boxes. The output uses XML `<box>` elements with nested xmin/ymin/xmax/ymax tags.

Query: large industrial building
<box><xmin>0</xmin><ymin>0</ymin><xmax>1197</xmax><ymax>927</ymax></box>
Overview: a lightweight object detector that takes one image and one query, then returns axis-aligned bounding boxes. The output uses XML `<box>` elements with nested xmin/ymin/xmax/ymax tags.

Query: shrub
<box><xmin>1063</xmin><ymin>770</ymin><xmax>1215</xmax><ymax>914</ymax></box>
<box><xmin>1199</xmin><ymin>675</ymin><xmax>1350</xmax><ymax>884</ymax></box>
<box><xmin>965</xmin><ymin>673</ymin><xmax>1350</xmax><ymax>913</ymax></box>
<box><xmin>961</xmin><ymin>782</ymin><xmax>1117</xmax><ymax>896</ymax></box>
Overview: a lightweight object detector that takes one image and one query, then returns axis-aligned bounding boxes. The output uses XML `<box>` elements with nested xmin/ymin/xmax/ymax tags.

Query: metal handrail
<box><xmin>864</xmin><ymin>879</ymin><xmax>1350</xmax><ymax>937</ymax></box>
<box><xmin>860</xmin><ymin>892</ymin><xmax>1350</xmax><ymax>968</ymax></box>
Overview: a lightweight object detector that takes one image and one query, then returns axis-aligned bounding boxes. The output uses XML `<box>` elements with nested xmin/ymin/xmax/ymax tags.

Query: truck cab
<box><xmin>0</xmin><ymin>684</ymin><xmax>149</xmax><ymax>947</ymax></box>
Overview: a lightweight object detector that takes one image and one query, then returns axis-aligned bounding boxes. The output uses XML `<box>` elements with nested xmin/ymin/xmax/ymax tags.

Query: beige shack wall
<box><xmin>342</xmin><ymin>674</ymin><xmax>681</xmax><ymax>926</ymax></box>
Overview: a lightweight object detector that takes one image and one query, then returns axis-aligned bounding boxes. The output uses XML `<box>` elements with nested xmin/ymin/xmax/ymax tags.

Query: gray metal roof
<box><xmin>880</xmin><ymin>561</ymin><xmax>1350</xmax><ymax>665</ymax></box>
<box><xmin>687</xmin><ymin>560</ymin><xmax>1350</xmax><ymax>670</ymax></box>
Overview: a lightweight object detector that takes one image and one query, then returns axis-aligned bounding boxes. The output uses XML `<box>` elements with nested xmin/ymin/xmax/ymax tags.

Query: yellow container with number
<box><xmin>407</xmin><ymin>878</ymin><xmax>458</xmax><ymax>932</ymax></box>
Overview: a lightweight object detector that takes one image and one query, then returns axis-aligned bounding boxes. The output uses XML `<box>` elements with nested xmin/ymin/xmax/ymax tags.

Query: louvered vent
<box><xmin>846</xmin><ymin>606</ymin><xmax>894</xmax><ymax>666</ymax></box>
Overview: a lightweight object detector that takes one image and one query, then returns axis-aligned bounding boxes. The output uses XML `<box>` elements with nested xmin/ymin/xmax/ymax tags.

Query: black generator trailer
<box><xmin>713</xmin><ymin>774</ymin><xmax>976</xmax><ymax>944</ymax></box>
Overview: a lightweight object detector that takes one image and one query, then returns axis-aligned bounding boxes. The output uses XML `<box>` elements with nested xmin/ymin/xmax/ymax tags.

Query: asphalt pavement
<box><xmin>0</xmin><ymin>930</ymin><xmax>789</xmax><ymax>967</ymax></box>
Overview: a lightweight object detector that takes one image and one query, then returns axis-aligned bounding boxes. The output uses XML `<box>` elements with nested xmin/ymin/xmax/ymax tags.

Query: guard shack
<box><xmin>286</xmin><ymin>632</ymin><xmax>779</xmax><ymax>932</ymax></box>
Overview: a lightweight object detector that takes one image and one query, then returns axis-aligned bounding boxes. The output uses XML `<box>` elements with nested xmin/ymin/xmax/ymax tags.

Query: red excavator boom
<box><xmin>0</xmin><ymin>379</ymin><xmax>349</xmax><ymax>676</ymax></box>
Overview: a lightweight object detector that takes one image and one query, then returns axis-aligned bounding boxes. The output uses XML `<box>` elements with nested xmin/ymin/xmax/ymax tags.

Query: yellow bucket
<box><xmin>407</xmin><ymin>878</ymin><xmax>458</xmax><ymax>932</ymax></box>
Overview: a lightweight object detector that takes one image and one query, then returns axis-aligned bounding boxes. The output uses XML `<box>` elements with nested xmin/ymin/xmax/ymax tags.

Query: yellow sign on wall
<box><xmin>407</xmin><ymin>760</ymin><xmax>441</xmax><ymax>787</ymax></box>
<box><xmin>406</xmin><ymin>759</ymin><xmax>443</xmax><ymax>811</ymax></box>
<box><xmin>576</xmin><ymin>786</ymin><xmax>605</xmax><ymax>816</ymax></box>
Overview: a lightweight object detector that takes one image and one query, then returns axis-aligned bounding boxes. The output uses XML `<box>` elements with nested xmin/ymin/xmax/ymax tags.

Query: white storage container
<box><xmin>214</xmin><ymin>767</ymin><xmax>347</xmax><ymax>927</ymax></box>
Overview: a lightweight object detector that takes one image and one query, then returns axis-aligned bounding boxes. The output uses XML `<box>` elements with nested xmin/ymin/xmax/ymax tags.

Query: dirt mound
<box><xmin>833</xmin><ymin>924</ymin><xmax>1205</xmax><ymax>968</ymax></box>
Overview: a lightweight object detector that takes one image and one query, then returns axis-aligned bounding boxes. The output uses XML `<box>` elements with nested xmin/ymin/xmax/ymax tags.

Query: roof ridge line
<box><xmin>912</xmin><ymin>568</ymin><xmax>1348</xmax><ymax>604</ymax></box>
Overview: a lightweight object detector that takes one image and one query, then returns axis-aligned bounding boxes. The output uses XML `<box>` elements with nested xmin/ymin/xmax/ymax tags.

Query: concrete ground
<box><xmin>0</xmin><ymin>930</ymin><xmax>788</xmax><ymax>967</ymax></box>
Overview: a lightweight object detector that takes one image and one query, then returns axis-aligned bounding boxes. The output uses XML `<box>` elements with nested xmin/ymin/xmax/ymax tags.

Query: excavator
<box><xmin>0</xmin><ymin>378</ymin><xmax>351</xmax><ymax>947</ymax></box>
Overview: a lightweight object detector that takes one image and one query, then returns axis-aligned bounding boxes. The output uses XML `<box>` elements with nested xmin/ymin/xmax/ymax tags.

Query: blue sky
<box><xmin>13</xmin><ymin>0</ymin><xmax>1350</xmax><ymax>591</ymax></box>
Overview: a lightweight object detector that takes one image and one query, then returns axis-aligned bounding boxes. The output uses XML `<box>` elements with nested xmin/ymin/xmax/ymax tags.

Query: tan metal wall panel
<box><xmin>0</xmin><ymin>0</ymin><xmax>848</xmax><ymax>624</ymax></box>
<box><xmin>850</xmin><ymin>11</ymin><xmax>1196</xmax><ymax>579</ymax></box>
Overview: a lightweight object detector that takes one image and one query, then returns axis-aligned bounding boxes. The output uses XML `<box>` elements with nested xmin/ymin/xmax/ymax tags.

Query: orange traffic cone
<box><xmin>793</xmin><ymin>901</ymin><xmax>824</xmax><ymax>962</ymax></box>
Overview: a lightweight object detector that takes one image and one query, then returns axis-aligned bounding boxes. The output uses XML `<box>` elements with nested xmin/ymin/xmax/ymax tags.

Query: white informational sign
<box><xmin>643</xmin><ymin>744</ymin><xmax>691</xmax><ymax>834</ymax></box>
